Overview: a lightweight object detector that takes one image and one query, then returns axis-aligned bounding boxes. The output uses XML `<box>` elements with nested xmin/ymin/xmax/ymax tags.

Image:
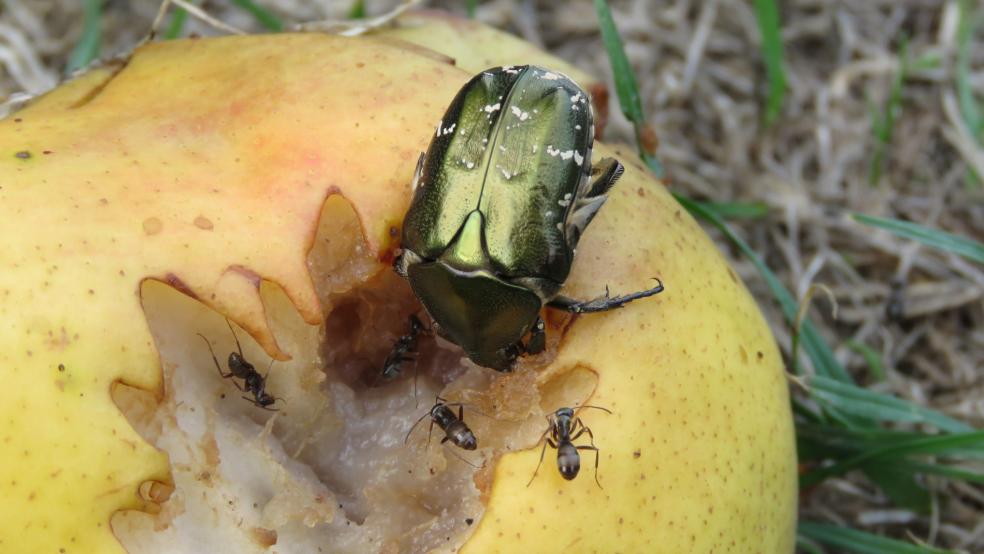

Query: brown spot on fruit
<box><xmin>142</xmin><ymin>217</ymin><xmax>163</xmax><ymax>235</ymax></box>
<box><xmin>194</xmin><ymin>216</ymin><xmax>214</xmax><ymax>231</ymax></box>
<box><xmin>251</xmin><ymin>527</ymin><xmax>278</xmax><ymax>548</ymax></box>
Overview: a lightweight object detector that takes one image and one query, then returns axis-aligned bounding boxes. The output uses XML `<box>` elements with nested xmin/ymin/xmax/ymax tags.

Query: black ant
<box><xmin>405</xmin><ymin>397</ymin><xmax>478</xmax><ymax>451</ymax></box>
<box><xmin>198</xmin><ymin>319</ymin><xmax>281</xmax><ymax>411</ymax></box>
<box><xmin>527</xmin><ymin>406</ymin><xmax>611</xmax><ymax>488</ymax></box>
<box><xmin>381</xmin><ymin>314</ymin><xmax>428</xmax><ymax>380</ymax></box>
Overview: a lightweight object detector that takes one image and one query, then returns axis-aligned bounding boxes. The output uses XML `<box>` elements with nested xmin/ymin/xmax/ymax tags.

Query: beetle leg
<box><xmin>523</xmin><ymin>316</ymin><xmax>546</xmax><ymax>355</ymax></box>
<box><xmin>547</xmin><ymin>279</ymin><xmax>664</xmax><ymax>314</ymax></box>
<box><xmin>585</xmin><ymin>157</ymin><xmax>624</xmax><ymax>198</ymax></box>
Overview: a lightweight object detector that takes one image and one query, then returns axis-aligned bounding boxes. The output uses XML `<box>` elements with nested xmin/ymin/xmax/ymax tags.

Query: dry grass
<box><xmin>1</xmin><ymin>0</ymin><xmax>982</xmax><ymax>551</ymax></box>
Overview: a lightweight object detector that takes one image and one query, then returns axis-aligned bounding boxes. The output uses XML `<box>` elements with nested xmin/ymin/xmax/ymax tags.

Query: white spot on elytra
<box><xmin>574</xmin><ymin>151</ymin><xmax>584</xmax><ymax>166</ymax></box>
<box><xmin>575</xmin><ymin>124</ymin><xmax>582</xmax><ymax>130</ymax></box>
<box><xmin>510</xmin><ymin>105</ymin><xmax>530</xmax><ymax>121</ymax></box>
<box><xmin>484</xmin><ymin>103</ymin><xmax>502</xmax><ymax>114</ymax></box>
<box><xmin>437</xmin><ymin>121</ymin><xmax>456</xmax><ymax>136</ymax></box>
<box><xmin>544</xmin><ymin>144</ymin><xmax>577</xmax><ymax>161</ymax></box>
<box><xmin>542</xmin><ymin>71</ymin><xmax>562</xmax><ymax>80</ymax></box>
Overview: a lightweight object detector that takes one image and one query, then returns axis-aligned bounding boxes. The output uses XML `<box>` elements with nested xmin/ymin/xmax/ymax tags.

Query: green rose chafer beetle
<box><xmin>389</xmin><ymin>65</ymin><xmax>664</xmax><ymax>372</ymax></box>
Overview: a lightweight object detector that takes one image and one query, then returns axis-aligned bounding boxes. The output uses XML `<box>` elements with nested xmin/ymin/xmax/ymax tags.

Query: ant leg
<box><xmin>197</xmin><ymin>333</ymin><xmax>235</xmax><ymax>379</ymax></box>
<box><xmin>444</xmin><ymin>445</ymin><xmax>480</xmax><ymax>469</ymax></box>
<box><xmin>576</xmin><ymin>445</ymin><xmax>603</xmax><ymax>488</ymax></box>
<box><xmin>569</xmin><ymin>418</ymin><xmax>594</xmax><ymax>443</ymax></box>
<box><xmin>242</xmin><ymin>395</ymin><xmax>279</xmax><ymax>412</ymax></box>
<box><xmin>548</xmin><ymin>279</ymin><xmax>664</xmax><ymax>314</ymax></box>
<box><xmin>526</xmin><ymin>437</ymin><xmax>555</xmax><ymax>487</ymax></box>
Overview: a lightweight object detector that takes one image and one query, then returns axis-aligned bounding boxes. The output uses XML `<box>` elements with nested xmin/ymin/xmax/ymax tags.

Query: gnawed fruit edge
<box><xmin>0</xmin><ymin>27</ymin><xmax>796</xmax><ymax>554</ymax></box>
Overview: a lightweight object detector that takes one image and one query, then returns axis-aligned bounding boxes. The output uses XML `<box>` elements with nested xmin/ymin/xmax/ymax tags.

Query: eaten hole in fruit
<box><xmin>111</xmin><ymin>195</ymin><xmax>595</xmax><ymax>553</ymax></box>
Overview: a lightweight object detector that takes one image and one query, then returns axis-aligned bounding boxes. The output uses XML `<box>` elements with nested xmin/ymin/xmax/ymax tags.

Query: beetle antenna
<box><xmin>225</xmin><ymin>318</ymin><xmax>245</xmax><ymax>358</ymax></box>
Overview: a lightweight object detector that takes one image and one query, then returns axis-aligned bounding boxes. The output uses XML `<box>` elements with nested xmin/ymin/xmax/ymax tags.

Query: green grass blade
<box><xmin>808</xmin><ymin>376</ymin><xmax>973</xmax><ymax>433</ymax></box>
<box><xmin>677</xmin><ymin>194</ymin><xmax>852</xmax><ymax>383</ymax></box>
<box><xmin>905</xmin><ymin>461</ymin><xmax>984</xmax><ymax>484</ymax></box>
<box><xmin>956</xmin><ymin>0</ymin><xmax>982</xmax><ymax>187</ymax></box>
<box><xmin>593</xmin><ymin>0</ymin><xmax>663</xmax><ymax>177</ymax></box>
<box><xmin>863</xmin><ymin>459</ymin><xmax>930</xmax><ymax>512</ymax></box>
<box><xmin>853</xmin><ymin>213</ymin><xmax>984</xmax><ymax>263</ymax></box>
<box><xmin>798</xmin><ymin>522</ymin><xmax>956</xmax><ymax>554</ymax></box>
<box><xmin>66</xmin><ymin>0</ymin><xmax>102</xmax><ymax>73</ymax></box>
<box><xmin>797</xmin><ymin>424</ymin><xmax>984</xmax><ymax>460</ymax></box>
<box><xmin>800</xmin><ymin>431</ymin><xmax>984</xmax><ymax>488</ymax></box>
<box><xmin>957</xmin><ymin>0</ymin><xmax>982</xmax><ymax>140</ymax></box>
<box><xmin>466</xmin><ymin>0</ymin><xmax>478</xmax><ymax>18</ymax></box>
<box><xmin>868</xmin><ymin>36</ymin><xmax>909</xmax><ymax>185</ymax></box>
<box><xmin>163</xmin><ymin>7</ymin><xmax>190</xmax><ymax>39</ymax></box>
<box><xmin>593</xmin><ymin>0</ymin><xmax>643</xmax><ymax>124</ymax></box>
<box><xmin>844</xmin><ymin>339</ymin><xmax>886</xmax><ymax>382</ymax></box>
<box><xmin>752</xmin><ymin>0</ymin><xmax>786</xmax><ymax>124</ymax></box>
<box><xmin>231</xmin><ymin>0</ymin><xmax>283</xmax><ymax>31</ymax></box>
<box><xmin>794</xmin><ymin>536</ymin><xmax>825</xmax><ymax>554</ymax></box>
<box><xmin>693</xmin><ymin>201</ymin><xmax>769</xmax><ymax>220</ymax></box>
<box><xmin>348</xmin><ymin>0</ymin><xmax>366</xmax><ymax>19</ymax></box>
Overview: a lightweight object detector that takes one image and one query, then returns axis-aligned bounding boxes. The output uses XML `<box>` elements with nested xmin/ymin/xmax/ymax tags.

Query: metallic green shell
<box><xmin>401</xmin><ymin>65</ymin><xmax>594</xmax><ymax>284</ymax></box>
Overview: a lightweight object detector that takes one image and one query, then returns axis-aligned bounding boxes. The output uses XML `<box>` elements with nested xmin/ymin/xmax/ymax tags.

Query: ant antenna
<box><xmin>405</xmin><ymin>410</ymin><xmax>432</xmax><ymax>445</ymax></box>
<box><xmin>225</xmin><ymin>318</ymin><xmax>245</xmax><ymax>358</ymax></box>
<box><xmin>573</xmin><ymin>405</ymin><xmax>613</xmax><ymax>415</ymax></box>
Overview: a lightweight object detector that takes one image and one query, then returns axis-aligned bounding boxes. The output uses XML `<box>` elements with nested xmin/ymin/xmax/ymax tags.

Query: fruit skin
<box><xmin>466</xmin><ymin>143</ymin><xmax>797</xmax><ymax>552</ymax></box>
<box><xmin>374</xmin><ymin>10</ymin><xmax>609</xmax><ymax>134</ymax></box>
<box><xmin>0</xmin><ymin>25</ymin><xmax>796</xmax><ymax>554</ymax></box>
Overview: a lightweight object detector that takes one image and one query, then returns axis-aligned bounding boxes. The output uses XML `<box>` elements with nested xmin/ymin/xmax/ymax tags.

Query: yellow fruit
<box><xmin>0</xmin><ymin>18</ymin><xmax>796</xmax><ymax>554</ymax></box>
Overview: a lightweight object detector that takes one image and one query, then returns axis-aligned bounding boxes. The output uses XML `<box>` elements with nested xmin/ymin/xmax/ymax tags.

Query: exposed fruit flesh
<box><xmin>112</xmin><ymin>196</ymin><xmax>586</xmax><ymax>553</ymax></box>
<box><xmin>0</xmin><ymin>29</ymin><xmax>796</xmax><ymax>553</ymax></box>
